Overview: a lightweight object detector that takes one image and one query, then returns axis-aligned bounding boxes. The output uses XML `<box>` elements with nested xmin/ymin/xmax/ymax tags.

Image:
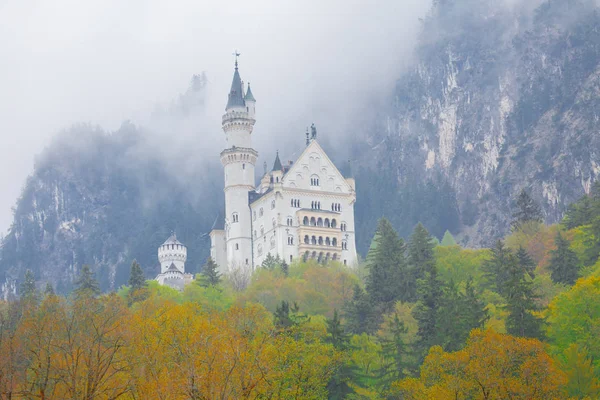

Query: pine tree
<box><xmin>516</xmin><ymin>246</ymin><xmax>536</xmax><ymax>278</ymax></box>
<box><xmin>262</xmin><ymin>253</ymin><xmax>281</xmax><ymax>270</ymax></box>
<box><xmin>326</xmin><ymin>309</ymin><xmax>357</xmax><ymax>399</ymax></box>
<box><xmin>377</xmin><ymin>312</ymin><xmax>409</xmax><ymax>386</ymax></box>
<box><xmin>128</xmin><ymin>260</ymin><xmax>146</xmax><ymax>290</ymax></box>
<box><xmin>440</xmin><ymin>230</ymin><xmax>457</xmax><ymax>246</ymax></box>
<box><xmin>563</xmin><ymin>195</ymin><xmax>594</xmax><ymax>229</ymax></box>
<box><xmin>407</xmin><ymin>223</ymin><xmax>436</xmax><ymax>301</ymax></box>
<box><xmin>280</xmin><ymin>261</ymin><xmax>289</xmax><ymax>277</ymax></box>
<box><xmin>482</xmin><ymin>240</ymin><xmax>513</xmax><ymax>296</ymax></box>
<box><xmin>413</xmin><ymin>255</ymin><xmax>443</xmax><ymax>360</ymax></box>
<box><xmin>512</xmin><ymin>189</ymin><xmax>543</xmax><ymax>229</ymax></box>
<box><xmin>274</xmin><ymin>301</ymin><xmax>293</xmax><ymax>329</ymax></box>
<box><xmin>44</xmin><ymin>282</ymin><xmax>55</xmax><ymax>296</ymax></box>
<box><xmin>200</xmin><ymin>257</ymin><xmax>221</xmax><ymax>287</ymax></box>
<box><xmin>549</xmin><ymin>232</ymin><xmax>580</xmax><ymax>285</ymax></box>
<box><xmin>462</xmin><ymin>278</ymin><xmax>489</xmax><ymax>333</ymax></box>
<box><xmin>74</xmin><ymin>265</ymin><xmax>101</xmax><ymax>297</ymax></box>
<box><xmin>344</xmin><ymin>284</ymin><xmax>379</xmax><ymax>335</ymax></box>
<box><xmin>20</xmin><ymin>269</ymin><xmax>38</xmax><ymax>301</ymax></box>
<box><xmin>504</xmin><ymin>253</ymin><xmax>544</xmax><ymax>339</ymax></box>
<box><xmin>366</xmin><ymin>218</ymin><xmax>409</xmax><ymax>309</ymax></box>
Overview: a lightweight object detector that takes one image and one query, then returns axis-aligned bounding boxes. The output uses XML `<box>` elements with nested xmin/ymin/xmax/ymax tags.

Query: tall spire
<box><xmin>226</xmin><ymin>52</ymin><xmax>245</xmax><ymax>110</ymax></box>
<box><xmin>244</xmin><ymin>82</ymin><xmax>256</xmax><ymax>102</ymax></box>
<box><xmin>272</xmin><ymin>151</ymin><xmax>283</xmax><ymax>171</ymax></box>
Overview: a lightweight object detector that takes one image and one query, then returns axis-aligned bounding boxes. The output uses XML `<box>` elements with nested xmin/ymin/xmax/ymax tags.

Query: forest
<box><xmin>2</xmin><ymin>185</ymin><xmax>600</xmax><ymax>399</ymax></box>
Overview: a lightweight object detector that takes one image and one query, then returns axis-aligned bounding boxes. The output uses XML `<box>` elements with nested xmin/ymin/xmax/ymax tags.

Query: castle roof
<box><xmin>163</xmin><ymin>233</ymin><xmax>184</xmax><ymax>246</ymax></box>
<box><xmin>272</xmin><ymin>151</ymin><xmax>282</xmax><ymax>171</ymax></box>
<box><xmin>244</xmin><ymin>82</ymin><xmax>256</xmax><ymax>102</ymax></box>
<box><xmin>226</xmin><ymin>65</ymin><xmax>245</xmax><ymax>110</ymax></box>
<box><xmin>167</xmin><ymin>263</ymin><xmax>182</xmax><ymax>273</ymax></box>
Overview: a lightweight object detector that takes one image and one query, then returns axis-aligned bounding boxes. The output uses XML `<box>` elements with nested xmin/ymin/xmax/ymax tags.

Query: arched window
<box><xmin>333</xmin><ymin>253</ymin><xmax>338</xmax><ymax>261</ymax></box>
<box><xmin>259</xmin><ymin>208</ymin><xmax>264</xmax><ymax>217</ymax></box>
<box><xmin>235</xmin><ymin>243</ymin><xmax>239</xmax><ymax>250</ymax></box>
<box><xmin>342</xmin><ymin>241</ymin><xmax>348</xmax><ymax>250</ymax></box>
<box><xmin>318</xmin><ymin>252</ymin><xmax>324</xmax><ymax>263</ymax></box>
<box><xmin>303</xmin><ymin>216</ymin><xmax>309</xmax><ymax>226</ymax></box>
<box><xmin>311</xmin><ymin>236</ymin><xmax>317</xmax><ymax>245</ymax></box>
<box><xmin>325</xmin><ymin>218</ymin><xmax>330</xmax><ymax>228</ymax></box>
<box><xmin>303</xmin><ymin>251</ymin><xmax>309</xmax><ymax>262</ymax></box>
<box><xmin>287</xmin><ymin>217</ymin><xmax>293</xmax><ymax>226</ymax></box>
<box><xmin>242</xmin><ymin>163</ymin><xmax>245</xmax><ymax>170</ymax></box>
<box><xmin>310</xmin><ymin>217</ymin><xmax>316</xmax><ymax>226</ymax></box>
<box><xmin>317</xmin><ymin>217</ymin><xmax>323</xmax><ymax>227</ymax></box>
<box><xmin>312</xmin><ymin>251</ymin><xmax>317</xmax><ymax>259</ymax></box>
<box><xmin>318</xmin><ymin>236</ymin><xmax>323</xmax><ymax>245</ymax></box>
<box><xmin>271</xmin><ymin>200</ymin><xmax>276</xmax><ymax>209</ymax></box>
<box><xmin>288</xmin><ymin>236</ymin><xmax>294</xmax><ymax>245</ymax></box>
<box><xmin>325</xmin><ymin>237</ymin><xmax>331</xmax><ymax>246</ymax></box>
<box><xmin>310</xmin><ymin>175</ymin><xmax>320</xmax><ymax>186</ymax></box>
<box><xmin>341</xmin><ymin>222</ymin><xmax>347</xmax><ymax>232</ymax></box>
<box><xmin>291</xmin><ymin>199</ymin><xmax>294</xmax><ymax>207</ymax></box>
<box><xmin>318</xmin><ymin>202</ymin><xmax>321</xmax><ymax>210</ymax></box>
<box><xmin>232</xmin><ymin>213</ymin><xmax>239</xmax><ymax>223</ymax></box>
<box><xmin>304</xmin><ymin>235</ymin><xmax>310</xmax><ymax>244</ymax></box>
<box><xmin>332</xmin><ymin>238</ymin><xmax>338</xmax><ymax>247</ymax></box>
<box><xmin>331</xmin><ymin>219</ymin><xmax>337</xmax><ymax>229</ymax></box>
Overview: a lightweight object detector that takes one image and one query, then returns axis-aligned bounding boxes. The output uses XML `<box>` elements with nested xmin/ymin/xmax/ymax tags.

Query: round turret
<box><xmin>158</xmin><ymin>233</ymin><xmax>187</xmax><ymax>274</ymax></box>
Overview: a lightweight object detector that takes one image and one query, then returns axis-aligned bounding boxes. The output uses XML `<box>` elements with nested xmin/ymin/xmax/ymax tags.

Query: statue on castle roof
<box><xmin>311</xmin><ymin>123</ymin><xmax>317</xmax><ymax>140</ymax></box>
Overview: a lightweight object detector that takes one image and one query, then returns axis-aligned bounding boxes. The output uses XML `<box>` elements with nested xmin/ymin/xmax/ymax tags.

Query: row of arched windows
<box><xmin>310</xmin><ymin>176</ymin><xmax>320</xmax><ymax>186</ymax></box>
<box><xmin>302</xmin><ymin>216</ymin><xmax>338</xmax><ymax>229</ymax></box>
<box><xmin>311</xmin><ymin>201</ymin><xmax>321</xmax><ymax>210</ymax></box>
<box><xmin>303</xmin><ymin>251</ymin><xmax>338</xmax><ymax>263</ymax></box>
<box><xmin>332</xmin><ymin>203</ymin><xmax>341</xmax><ymax>212</ymax></box>
<box><xmin>304</xmin><ymin>235</ymin><xmax>340</xmax><ymax>247</ymax></box>
<box><xmin>291</xmin><ymin>199</ymin><xmax>301</xmax><ymax>208</ymax></box>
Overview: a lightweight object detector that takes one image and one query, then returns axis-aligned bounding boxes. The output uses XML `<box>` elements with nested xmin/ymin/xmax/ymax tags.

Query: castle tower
<box><xmin>220</xmin><ymin>58</ymin><xmax>258</xmax><ymax>271</ymax></box>
<box><xmin>156</xmin><ymin>232</ymin><xmax>187</xmax><ymax>290</ymax></box>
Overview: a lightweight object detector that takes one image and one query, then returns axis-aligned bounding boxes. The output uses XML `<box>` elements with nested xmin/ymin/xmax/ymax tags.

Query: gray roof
<box><xmin>244</xmin><ymin>82</ymin><xmax>256</xmax><ymax>102</ymax></box>
<box><xmin>272</xmin><ymin>151</ymin><xmax>282</xmax><ymax>171</ymax></box>
<box><xmin>163</xmin><ymin>233</ymin><xmax>184</xmax><ymax>246</ymax></box>
<box><xmin>167</xmin><ymin>263</ymin><xmax>182</xmax><ymax>273</ymax></box>
<box><xmin>226</xmin><ymin>66</ymin><xmax>246</xmax><ymax>110</ymax></box>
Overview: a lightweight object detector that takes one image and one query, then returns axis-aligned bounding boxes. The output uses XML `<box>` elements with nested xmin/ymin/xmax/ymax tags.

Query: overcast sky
<box><xmin>0</xmin><ymin>0</ymin><xmax>431</xmax><ymax>234</ymax></box>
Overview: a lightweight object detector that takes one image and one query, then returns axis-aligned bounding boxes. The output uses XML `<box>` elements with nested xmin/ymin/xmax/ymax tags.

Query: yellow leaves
<box><xmin>390</xmin><ymin>329</ymin><xmax>567</xmax><ymax>399</ymax></box>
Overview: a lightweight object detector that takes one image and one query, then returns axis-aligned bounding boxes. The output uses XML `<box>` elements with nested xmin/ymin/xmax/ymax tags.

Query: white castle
<box><xmin>155</xmin><ymin>233</ymin><xmax>193</xmax><ymax>290</ymax></box>
<box><xmin>210</xmin><ymin>59</ymin><xmax>358</xmax><ymax>274</ymax></box>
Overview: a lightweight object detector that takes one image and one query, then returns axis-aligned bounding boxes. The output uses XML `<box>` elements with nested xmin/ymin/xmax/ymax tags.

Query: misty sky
<box><xmin>0</xmin><ymin>0</ymin><xmax>431</xmax><ymax>233</ymax></box>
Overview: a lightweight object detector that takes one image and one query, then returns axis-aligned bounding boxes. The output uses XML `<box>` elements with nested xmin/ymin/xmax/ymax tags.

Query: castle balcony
<box><xmin>222</xmin><ymin>111</ymin><xmax>255</xmax><ymax>125</ymax></box>
<box><xmin>298</xmin><ymin>242</ymin><xmax>341</xmax><ymax>263</ymax></box>
<box><xmin>296</xmin><ymin>209</ymin><xmax>342</xmax><ymax>231</ymax></box>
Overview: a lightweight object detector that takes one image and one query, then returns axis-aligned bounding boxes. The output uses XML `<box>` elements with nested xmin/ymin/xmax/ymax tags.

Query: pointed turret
<box><xmin>272</xmin><ymin>151</ymin><xmax>283</xmax><ymax>171</ymax></box>
<box><xmin>226</xmin><ymin>63</ymin><xmax>245</xmax><ymax>110</ymax></box>
<box><xmin>244</xmin><ymin>82</ymin><xmax>256</xmax><ymax>102</ymax></box>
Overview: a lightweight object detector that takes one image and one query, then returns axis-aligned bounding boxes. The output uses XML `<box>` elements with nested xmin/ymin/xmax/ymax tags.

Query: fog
<box><xmin>0</xmin><ymin>0</ymin><xmax>432</xmax><ymax>233</ymax></box>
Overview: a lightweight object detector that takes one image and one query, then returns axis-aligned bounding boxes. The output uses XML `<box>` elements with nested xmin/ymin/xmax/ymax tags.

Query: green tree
<box><xmin>326</xmin><ymin>310</ymin><xmax>356</xmax><ymax>399</ymax></box>
<box><xmin>407</xmin><ymin>223</ymin><xmax>437</xmax><ymax>302</ymax></box>
<box><xmin>377</xmin><ymin>312</ymin><xmax>409</xmax><ymax>387</ymax></box>
<box><xmin>440</xmin><ymin>230</ymin><xmax>457</xmax><ymax>246</ymax></box>
<box><xmin>344</xmin><ymin>284</ymin><xmax>379</xmax><ymax>335</ymax></box>
<box><xmin>200</xmin><ymin>257</ymin><xmax>221</xmax><ymax>287</ymax></box>
<box><xmin>413</xmin><ymin>252</ymin><xmax>444</xmax><ymax>360</ymax></box>
<box><xmin>512</xmin><ymin>188</ymin><xmax>543</xmax><ymax>229</ymax></box>
<box><xmin>43</xmin><ymin>282</ymin><xmax>55</xmax><ymax>296</ymax></box>
<box><xmin>516</xmin><ymin>246</ymin><xmax>536</xmax><ymax>278</ymax></box>
<box><xmin>280</xmin><ymin>261</ymin><xmax>289</xmax><ymax>277</ymax></box>
<box><xmin>549</xmin><ymin>232</ymin><xmax>580</xmax><ymax>285</ymax></box>
<box><xmin>366</xmin><ymin>218</ymin><xmax>409</xmax><ymax>309</ymax></box>
<box><xmin>128</xmin><ymin>260</ymin><xmax>146</xmax><ymax>290</ymax></box>
<box><xmin>563</xmin><ymin>195</ymin><xmax>595</xmax><ymax>229</ymax></box>
<box><xmin>20</xmin><ymin>269</ymin><xmax>38</xmax><ymax>301</ymax></box>
<box><xmin>482</xmin><ymin>240</ymin><xmax>513</xmax><ymax>296</ymax></box>
<box><xmin>504</xmin><ymin>253</ymin><xmax>544</xmax><ymax>339</ymax></box>
<box><xmin>74</xmin><ymin>265</ymin><xmax>101</xmax><ymax>297</ymax></box>
<box><xmin>261</xmin><ymin>253</ymin><xmax>282</xmax><ymax>270</ymax></box>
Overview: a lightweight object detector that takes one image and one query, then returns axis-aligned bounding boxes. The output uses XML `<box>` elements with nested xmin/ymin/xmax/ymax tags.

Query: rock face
<box><xmin>358</xmin><ymin>0</ymin><xmax>600</xmax><ymax>247</ymax></box>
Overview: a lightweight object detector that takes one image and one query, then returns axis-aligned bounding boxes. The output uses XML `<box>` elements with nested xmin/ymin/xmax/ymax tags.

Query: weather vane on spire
<box><xmin>233</xmin><ymin>50</ymin><xmax>241</xmax><ymax>68</ymax></box>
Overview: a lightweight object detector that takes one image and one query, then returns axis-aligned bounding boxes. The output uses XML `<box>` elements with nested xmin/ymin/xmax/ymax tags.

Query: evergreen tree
<box><xmin>344</xmin><ymin>284</ymin><xmax>379</xmax><ymax>335</ymax></box>
<box><xmin>326</xmin><ymin>310</ymin><xmax>357</xmax><ymax>399</ymax></box>
<box><xmin>440</xmin><ymin>230</ymin><xmax>457</xmax><ymax>246</ymax></box>
<box><xmin>20</xmin><ymin>269</ymin><xmax>38</xmax><ymax>301</ymax></box>
<box><xmin>563</xmin><ymin>195</ymin><xmax>594</xmax><ymax>229</ymax></box>
<box><xmin>200</xmin><ymin>257</ymin><xmax>221</xmax><ymax>287</ymax></box>
<box><xmin>413</xmin><ymin>255</ymin><xmax>443</xmax><ymax>360</ymax></box>
<box><xmin>407</xmin><ymin>223</ymin><xmax>436</xmax><ymax>301</ymax></box>
<box><xmin>549</xmin><ymin>232</ymin><xmax>580</xmax><ymax>285</ymax></box>
<box><xmin>503</xmin><ymin>253</ymin><xmax>544</xmax><ymax>339</ymax></box>
<box><xmin>262</xmin><ymin>253</ymin><xmax>282</xmax><ymax>270</ymax></box>
<box><xmin>274</xmin><ymin>301</ymin><xmax>293</xmax><ymax>329</ymax></box>
<box><xmin>462</xmin><ymin>278</ymin><xmax>489</xmax><ymax>333</ymax></box>
<box><xmin>512</xmin><ymin>189</ymin><xmax>543</xmax><ymax>229</ymax></box>
<box><xmin>516</xmin><ymin>246</ymin><xmax>536</xmax><ymax>278</ymax></box>
<box><xmin>280</xmin><ymin>261</ymin><xmax>289</xmax><ymax>277</ymax></box>
<box><xmin>128</xmin><ymin>260</ymin><xmax>146</xmax><ymax>290</ymax></box>
<box><xmin>482</xmin><ymin>240</ymin><xmax>513</xmax><ymax>296</ymax></box>
<box><xmin>377</xmin><ymin>312</ymin><xmax>409</xmax><ymax>386</ymax></box>
<box><xmin>366</xmin><ymin>218</ymin><xmax>409</xmax><ymax>309</ymax></box>
<box><xmin>74</xmin><ymin>265</ymin><xmax>101</xmax><ymax>297</ymax></box>
<box><xmin>44</xmin><ymin>282</ymin><xmax>55</xmax><ymax>296</ymax></box>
